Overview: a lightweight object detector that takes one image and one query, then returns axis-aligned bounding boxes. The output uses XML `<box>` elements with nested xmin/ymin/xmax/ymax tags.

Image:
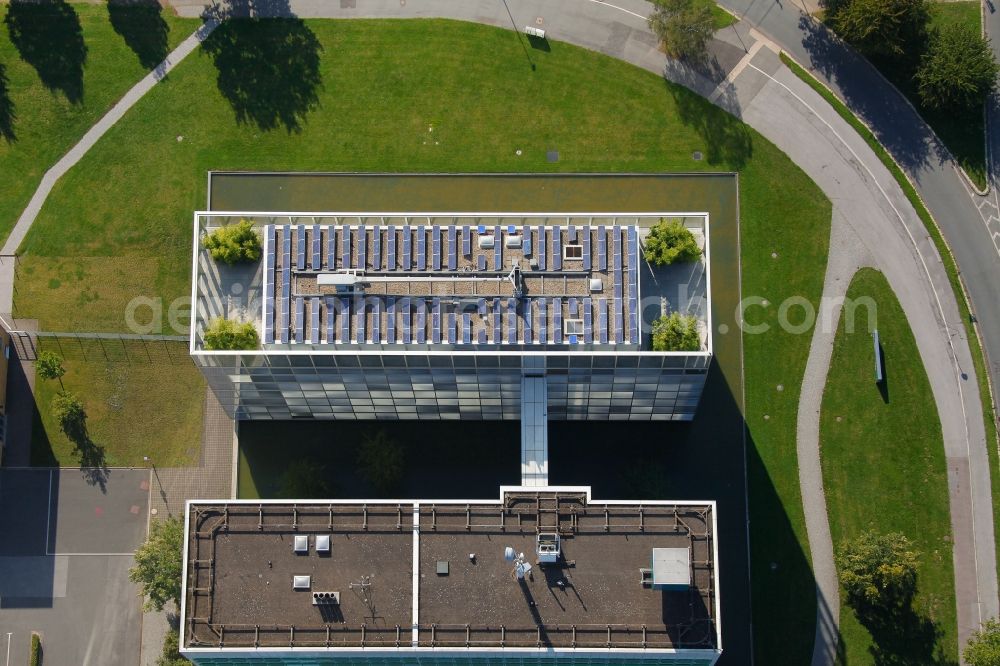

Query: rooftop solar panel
<box><xmin>599</xmin><ymin>298</ymin><xmax>609</xmax><ymax>344</ymax></box>
<box><xmin>522</xmin><ymin>225</ymin><xmax>532</xmax><ymax>258</ymax></box>
<box><xmin>372</xmin><ymin>299</ymin><xmax>381</xmax><ymax>343</ymax></box>
<box><xmin>417</xmin><ymin>226</ymin><xmax>426</xmax><ymax>271</ymax></box>
<box><xmin>326</xmin><ymin>297</ymin><xmax>335</xmax><ymax>343</ymax></box>
<box><xmin>478</xmin><ymin>298</ymin><xmax>486</xmax><ymax>317</ymax></box>
<box><xmin>448</xmin><ymin>311</ymin><xmax>457</xmax><ymax>344</ymax></box>
<box><xmin>553</xmin><ymin>298</ymin><xmax>562</xmax><ymax>343</ymax></box>
<box><xmin>462</xmin><ymin>226</ymin><xmax>471</xmax><ymax>256</ymax></box>
<box><xmin>294</xmin><ymin>297</ymin><xmax>304</xmax><ymax>344</ymax></box>
<box><xmin>477</xmin><ymin>254</ymin><xmax>486</xmax><ymax>271</ymax></box>
<box><xmin>340</xmin><ymin>297</ymin><xmax>351</xmax><ymax>343</ymax></box>
<box><xmin>494</xmin><ymin>226</ymin><xmax>502</xmax><ymax>270</ymax></box>
<box><xmin>582</xmin><ymin>226</ymin><xmax>592</xmax><ymax>270</ymax></box>
<box><xmin>263</xmin><ymin>225</ymin><xmax>275</xmax><ymax>344</ymax></box>
<box><xmin>584</xmin><ymin>297</ymin><xmax>593</xmax><ymax>344</ymax></box>
<box><xmin>310</xmin><ymin>298</ymin><xmax>320</xmax><ymax>343</ymax></box>
<box><xmin>598</xmin><ymin>225</ymin><xmax>607</xmax><ymax>271</ymax></box>
<box><xmin>358</xmin><ymin>226</ymin><xmax>367</xmax><ymax>270</ymax></box>
<box><xmin>537</xmin><ymin>228</ymin><xmax>547</xmax><ymax>270</ymax></box>
<box><xmin>447</xmin><ymin>226</ymin><xmax>457</xmax><ymax>270</ymax></box>
<box><xmin>493</xmin><ymin>299</ymin><xmax>502</xmax><ymax>343</ymax></box>
<box><xmin>432</xmin><ymin>298</ymin><xmax>441</xmax><ymax>344</ymax></box>
<box><xmin>524</xmin><ymin>298</ymin><xmax>533</xmax><ymax>343</ymax></box>
<box><xmin>280</xmin><ymin>226</ymin><xmax>291</xmax><ymax>344</ymax></box>
<box><xmin>432</xmin><ymin>226</ymin><xmax>441</xmax><ymax>271</ymax></box>
<box><xmin>354</xmin><ymin>297</ymin><xmax>365</xmax><ymax>343</ymax></box>
<box><xmin>342</xmin><ymin>227</ymin><xmax>352</xmax><ymax>269</ymax></box>
<box><xmin>387</xmin><ymin>297</ymin><xmax>396</xmax><ymax>344</ymax></box>
<box><xmin>538</xmin><ymin>297</ymin><xmax>547</xmax><ymax>344</ymax></box>
<box><xmin>416</xmin><ymin>300</ymin><xmax>426</xmax><ymax>344</ymax></box>
<box><xmin>402</xmin><ymin>226</ymin><xmax>412</xmax><ymax>271</ymax></box>
<box><xmin>327</xmin><ymin>227</ymin><xmax>336</xmax><ymax>270</ymax></box>
<box><xmin>477</xmin><ymin>324</ymin><xmax>486</xmax><ymax>344</ymax></box>
<box><xmin>401</xmin><ymin>297</ymin><xmax>412</xmax><ymax>344</ymax></box>
<box><xmin>387</xmin><ymin>226</ymin><xmax>396</xmax><ymax>271</ymax></box>
<box><xmin>296</xmin><ymin>225</ymin><xmax>306</xmax><ymax>270</ymax></box>
<box><xmin>568</xmin><ymin>225</ymin><xmax>577</xmax><ymax>243</ymax></box>
<box><xmin>372</xmin><ymin>225</ymin><xmax>381</xmax><ymax>270</ymax></box>
<box><xmin>311</xmin><ymin>225</ymin><xmax>321</xmax><ymax>270</ymax></box>
<box><xmin>552</xmin><ymin>227</ymin><xmax>562</xmax><ymax>271</ymax></box>
<box><xmin>613</xmin><ymin>226</ymin><xmax>622</xmax><ymax>272</ymax></box>
<box><xmin>507</xmin><ymin>298</ymin><xmax>517</xmax><ymax>344</ymax></box>
<box><xmin>463</xmin><ymin>312</ymin><xmax>471</xmax><ymax>344</ymax></box>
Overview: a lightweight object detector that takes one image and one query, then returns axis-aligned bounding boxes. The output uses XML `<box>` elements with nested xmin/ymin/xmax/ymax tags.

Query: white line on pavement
<box><xmin>582</xmin><ymin>0</ymin><xmax>646</xmax><ymax>20</ymax></box>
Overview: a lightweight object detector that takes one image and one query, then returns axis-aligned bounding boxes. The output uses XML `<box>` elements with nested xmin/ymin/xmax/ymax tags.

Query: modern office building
<box><xmin>181</xmin><ymin>487</ymin><xmax>722</xmax><ymax>665</ymax></box>
<box><xmin>190</xmin><ymin>212</ymin><xmax>712</xmax><ymax>424</ymax></box>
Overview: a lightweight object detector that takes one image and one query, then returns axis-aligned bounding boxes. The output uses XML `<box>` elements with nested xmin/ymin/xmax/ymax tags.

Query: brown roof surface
<box><xmin>185</xmin><ymin>492</ymin><xmax>717</xmax><ymax>651</ymax></box>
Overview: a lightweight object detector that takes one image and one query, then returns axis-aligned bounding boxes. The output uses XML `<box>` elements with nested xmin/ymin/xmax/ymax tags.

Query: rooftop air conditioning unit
<box><xmin>505</xmin><ymin>235</ymin><xmax>522</xmax><ymax>249</ymax></box>
<box><xmin>536</xmin><ymin>533</ymin><xmax>561</xmax><ymax>564</ymax></box>
<box><xmin>478</xmin><ymin>235</ymin><xmax>495</xmax><ymax>250</ymax></box>
<box><xmin>293</xmin><ymin>575</ymin><xmax>311</xmax><ymax>590</ymax></box>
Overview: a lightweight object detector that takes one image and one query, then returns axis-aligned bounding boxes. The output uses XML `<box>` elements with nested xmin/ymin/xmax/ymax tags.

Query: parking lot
<box><xmin>0</xmin><ymin>468</ymin><xmax>149</xmax><ymax>666</ymax></box>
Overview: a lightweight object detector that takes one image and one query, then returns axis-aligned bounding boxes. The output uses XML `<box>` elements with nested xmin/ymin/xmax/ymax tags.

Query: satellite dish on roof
<box><xmin>504</xmin><ymin>546</ymin><xmax>515</xmax><ymax>562</ymax></box>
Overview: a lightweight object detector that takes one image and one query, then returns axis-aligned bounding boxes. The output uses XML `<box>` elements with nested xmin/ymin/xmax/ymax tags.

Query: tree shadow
<box><xmin>665</xmin><ymin>75</ymin><xmax>753</xmax><ymax>169</ymax></box>
<box><xmin>107</xmin><ymin>0</ymin><xmax>169</xmax><ymax>70</ymax></box>
<box><xmin>59</xmin><ymin>404</ymin><xmax>109</xmax><ymax>493</ymax></box>
<box><xmin>4</xmin><ymin>0</ymin><xmax>87</xmax><ymax>104</ymax></box>
<box><xmin>851</xmin><ymin>596</ymin><xmax>956</xmax><ymax>666</ymax></box>
<box><xmin>797</xmin><ymin>15</ymin><xmax>936</xmax><ymax>171</ymax></box>
<box><xmin>200</xmin><ymin>2</ymin><xmax>322</xmax><ymax>133</ymax></box>
<box><xmin>0</xmin><ymin>63</ymin><xmax>15</xmax><ymax>143</ymax></box>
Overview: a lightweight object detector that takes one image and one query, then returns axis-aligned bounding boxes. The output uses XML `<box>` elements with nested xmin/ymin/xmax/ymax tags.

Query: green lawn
<box><xmin>11</xmin><ymin>18</ymin><xmax>831</xmax><ymax>661</ymax></box>
<box><xmin>0</xmin><ymin>1</ymin><xmax>200</xmax><ymax>244</ymax></box>
<box><xmin>700</xmin><ymin>0</ymin><xmax>739</xmax><ymax>29</ymax></box>
<box><xmin>820</xmin><ymin>268</ymin><xmax>956</xmax><ymax>664</ymax></box>
<box><xmin>30</xmin><ymin>339</ymin><xmax>205</xmax><ymax>468</ymax></box>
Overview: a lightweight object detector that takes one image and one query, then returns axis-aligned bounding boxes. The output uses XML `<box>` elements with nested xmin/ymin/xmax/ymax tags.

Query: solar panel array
<box><xmin>262</xmin><ymin>224</ymin><xmax>647</xmax><ymax>348</ymax></box>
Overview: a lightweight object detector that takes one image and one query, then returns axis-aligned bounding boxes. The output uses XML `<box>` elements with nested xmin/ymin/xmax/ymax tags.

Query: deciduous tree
<box><xmin>648</xmin><ymin>0</ymin><xmax>715</xmax><ymax>62</ymax></box>
<box><xmin>130</xmin><ymin>517</ymin><xmax>184</xmax><ymax>612</ymax></box>
<box><xmin>916</xmin><ymin>23</ymin><xmax>999</xmax><ymax>112</ymax></box>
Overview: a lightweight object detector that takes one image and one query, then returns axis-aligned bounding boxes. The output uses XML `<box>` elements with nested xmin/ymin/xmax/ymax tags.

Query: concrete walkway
<box><xmin>0</xmin><ymin>20</ymin><xmax>218</xmax><ymax>315</ymax></box>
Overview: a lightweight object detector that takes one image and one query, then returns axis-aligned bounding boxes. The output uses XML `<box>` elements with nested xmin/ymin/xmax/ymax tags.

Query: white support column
<box><xmin>520</xmin><ymin>375</ymin><xmax>549</xmax><ymax>486</ymax></box>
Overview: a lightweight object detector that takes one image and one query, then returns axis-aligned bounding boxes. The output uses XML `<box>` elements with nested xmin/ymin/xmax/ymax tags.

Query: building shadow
<box><xmin>107</xmin><ymin>0</ymin><xmax>169</xmax><ymax>70</ymax></box>
<box><xmin>0</xmin><ymin>468</ymin><xmax>60</xmax><ymax>609</ymax></box>
<box><xmin>200</xmin><ymin>0</ymin><xmax>322</xmax><ymax>133</ymax></box>
<box><xmin>0</xmin><ymin>62</ymin><xmax>15</xmax><ymax>143</ymax></box>
<box><xmin>4</xmin><ymin>0</ymin><xmax>87</xmax><ymax>104</ymax></box>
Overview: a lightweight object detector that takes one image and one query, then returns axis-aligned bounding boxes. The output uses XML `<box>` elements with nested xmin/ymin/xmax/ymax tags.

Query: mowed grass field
<box><xmin>0</xmin><ymin>1</ymin><xmax>200</xmax><ymax>243</ymax></box>
<box><xmin>820</xmin><ymin>269</ymin><xmax>955</xmax><ymax>664</ymax></box>
<box><xmin>10</xmin><ymin>18</ymin><xmax>832</xmax><ymax>662</ymax></box>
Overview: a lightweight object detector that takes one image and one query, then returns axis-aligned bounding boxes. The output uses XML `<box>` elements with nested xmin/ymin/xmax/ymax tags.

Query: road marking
<box><xmin>709</xmin><ymin>40</ymin><xmax>765</xmax><ymax>103</ymax></box>
<box><xmin>6</xmin><ymin>632</ymin><xmax>12</xmax><ymax>666</ymax></box>
<box><xmin>582</xmin><ymin>0</ymin><xmax>646</xmax><ymax>20</ymax></box>
<box><xmin>745</xmin><ymin>58</ymin><xmax>986</xmax><ymax>627</ymax></box>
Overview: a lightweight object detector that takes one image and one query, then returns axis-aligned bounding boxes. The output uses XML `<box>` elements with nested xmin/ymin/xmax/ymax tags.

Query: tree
<box><xmin>644</xmin><ymin>219</ymin><xmax>701</xmax><ymax>266</ymax></box>
<box><xmin>203</xmin><ymin>318</ymin><xmax>259</xmax><ymax>350</ymax></box>
<box><xmin>965</xmin><ymin>618</ymin><xmax>1000</xmax><ymax>666</ymax></box>
<box><xmin>51</xmin><ymin>391</ymin><xmax>86</xmax><ymax>440</ymax></box>
<box><xmin>836</xmin><ymin>531</ymin><xmax>919</xmax><ymax>609</ymax></box>
<box><xmin>36</xmin><ymin>350</ymin><xmax>65</xmax><ymax>387</ymax></box>
<box><xmin>652</xmin><ymin>312</ymin><xmax>701</xmax><ymax>351</ymax></box>
<box><xmin>202</xmin><ymin>219</ymin><xmax>262</xmax><ymax>265</ymax></box>
<box><xmin>825</xmin><ymin>0</ymin><xmax>928</xmax><ymax>58</ymax></box>
<box><xmin>916</xmin><ymin>23</ymin><xmax>999</xmax><ymax>113</ymax></box>
<box><xmin>648</xmin><ymin>0</ymin><xmax>715</xmax><ymax>62</ymax></box>
<box><xmin>357</xmin><ymin>430</ymin><xmax>405</xmax><ymax>495</ymax></box>
<box><xmin>130</xmin><ymin>516</ymin><xmax>184</xmax><ymax>612</ymax></box>
<box><xmin>157</xmin><ymin>629</ymin><xmax>191</xmax><ymax>666</ymax></box>
<box><xmin>277</xmin><ymin>459</ymin><xmax>332</xmax><ymax>499</ymax></box>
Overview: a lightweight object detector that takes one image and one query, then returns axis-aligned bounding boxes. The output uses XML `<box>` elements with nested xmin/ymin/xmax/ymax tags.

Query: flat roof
<box><xmin>263</xmin><ymin>222</ymin><xmax>639</xmax><ymax>349</ymax></box>
<box><xmin>183</xmin><ymin>489</ymin><xmax>719</xmax><ymax>654</ymax></box>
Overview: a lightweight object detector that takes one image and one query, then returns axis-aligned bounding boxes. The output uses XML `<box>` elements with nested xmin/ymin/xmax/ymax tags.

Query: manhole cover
<box><xmin>546</xmin><ymin>150</ymin><xmax>559</xmax><ymax>163</ymax></box>
<box><xmin>692</xmin><ymin>151</ymin><xmax>703</xmax><ymax>161</ymax></box>
<box><xmin>536</xmin><ymin>16</ymin><xmax>544</xmax><ymax>24</ymax></box>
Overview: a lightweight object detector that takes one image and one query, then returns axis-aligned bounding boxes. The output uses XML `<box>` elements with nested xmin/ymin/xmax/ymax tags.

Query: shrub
<box><xmin>203</xmin><ymin>219</ymin><xmax>261</xmax><ymax>264</ymax></box>
<box><xmin>916</xmin><ymin>23</ymin><xmax>1000</xmax><ymax>113</ymax></box>
<box><xmin>651</xmin><ymin>312</ymin><xmax>701</xmax><ymax>351</ymax></box>
<box><xmin>965</xmin><ymin>618</ymin><xmax>1000</xmax><ymax>666</ymax></box>
<box><xmin>644</xmin><ymin>219</ymin><xmax>701</xmax><ymax>266</ymax></box>
<box><xmin>277</xmin><ymin>459</ymin><xmax>332</xmax><ymax>499</ymax></box>
<box><xmin>51</xmin><ymin>392</ymin><xmax>86</xmax><ymax>439</ymax></box>
<box><xmin>357</xmin><ymin>430</ymin><xmax>405</xmax><ymax>495</ymax></box>
<box><xmin>35</xmin><ymin>351</ymin><xmax>65</xmax><ymax>383</ymax></box>
<box><xmin>30</xmin><ymin>633</ymin><xmax>41</xmax><ymax>666</ymax></box>
<box><xmin>157</xmin><ymin>629</ymin><xmax>191</xmax><ymax>666</ymax></box>
<box><xmin>648</xmin><ymin>0</ymin><xmax>715</xmax><ymax>61</ymax></box>
<box><xmin>836</xmin><ymin>530</ymin><xmax>919</xmax><ymax>609</ymax></box>
<box><xmin>203</xmin><ymin>318</ymin><xmax>259</xmax><ymax>350</ymax></box>
<box><xmin>824</xmin><ymin>0</ymin><xmax>928</xmax><ymax>58</ymax></box>
<box><xmin>130</xmin><ymin>517</ymin><xmax>184</xmax><ymax>612</ymax></box>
